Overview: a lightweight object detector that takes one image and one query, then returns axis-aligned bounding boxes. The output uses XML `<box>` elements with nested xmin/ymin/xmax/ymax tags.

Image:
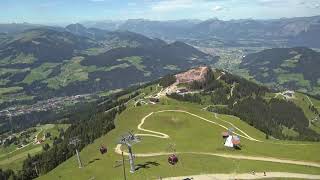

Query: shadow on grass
<box><xmin>135</xmin><ymin>161</ymin><xmax>160</xmax><ymax>171</ymax></box>
<box><xmin>88</xmin><ymin>158</ymin><xmax>101</xmax><ymax>165</ymax></box>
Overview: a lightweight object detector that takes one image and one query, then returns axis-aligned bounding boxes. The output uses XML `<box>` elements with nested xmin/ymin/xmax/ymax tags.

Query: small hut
<box><xmin>224</xmin><ymin>135</ymin><xmax>234</xmax><ymax>147</ymax></box>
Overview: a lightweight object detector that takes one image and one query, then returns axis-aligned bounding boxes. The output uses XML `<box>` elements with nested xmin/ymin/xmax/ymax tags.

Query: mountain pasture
<box><xmin>40</xmin><ymin>97</ymin><xmax>320</xmax><ymax>179</ymax></box>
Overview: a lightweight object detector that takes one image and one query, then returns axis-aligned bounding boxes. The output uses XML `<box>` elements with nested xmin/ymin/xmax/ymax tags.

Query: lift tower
<box><xmin>69</xmin><ymin>137</ymin><xmax>83</xmax><ymax>168</ymax></box>
<box><xmin>119</xmin><ymin>131</ymin><xmax>141</xmax><ymax>173</ymax></box>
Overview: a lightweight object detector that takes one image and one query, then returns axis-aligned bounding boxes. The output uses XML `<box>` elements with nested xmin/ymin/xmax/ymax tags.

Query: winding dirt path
<box><xmin>154</xmin><ymin>110</ymin><xmax>261</xmax><ymax>142</ymax></box>
<box><xmin>114</xmin><ymin>109</ymin><xmax>320</xmax><ymax>169</ymax></box>
<box><xmin>163</xmin><ymin>172</ymin><xmax>320</xmax><ymax>180</ymax></box>
<box><xmin>229</xmin><ymin>82</ymin><xmax>236</xmax><ymax>99</ymax></box>
<box><xmin>216</xmin><ymin>71</ymin><xmax>225</xmax><ymax>80</ymax></box>
<box><xmin>115</xmin><ymin>144</ymin><xmax>320</xmax><ymax>168</ymax></box>
<box><xmin>136</xmin><ymin>112</ymin><xmax>169</xmax><ymax>139</ymax></box>
<box><xmin>214</xmin><ymin>113</ymin><xmax>258</xmax><ymax>141</ymax></box>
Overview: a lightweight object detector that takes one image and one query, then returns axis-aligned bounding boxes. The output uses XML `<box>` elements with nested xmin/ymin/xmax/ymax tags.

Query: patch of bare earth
<box><xmin>175</xmin><ymin>66</ymin><xmax>210</xmax><ymax>84</ymax></box>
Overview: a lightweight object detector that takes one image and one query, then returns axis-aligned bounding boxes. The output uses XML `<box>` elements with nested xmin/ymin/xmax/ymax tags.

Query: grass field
<box><xmin>44</xmin><ymin>56</ymin><xmax>136</xmax><ymax>89</ymax></box>
<box><xmin>163</xmin><ymin>65</ymin><xmax>180</xmax><ymax>71</ymax></box>
<box><xmin>0</xmin><ymin>86</ymin><xmax>23</xmax><ymax>96</ymax></box>
<box><xmin>292</xmin><ymin>93</ymin><xmax>318</xmax><ymax>119</ymax></box>
<box><xmin>23</xmin><ymin>63</ymin><xmax>60</xmax><ymax>84</ymax></box>
<box><xmin>118</xmin><ymin>56</ymin><xmax>151</xmax><ymax>77</ymax></box>
<box><xmin>0</xmin><ymin>53</ymin><xmax>36</xmax><ymax>65</ymax></box>
<box><xmin>45</xmin><ymin>57</ymin><xmax>94</xmax><ymax>89</ymax></box>
<box><xmin>290</xmin><ymin>92</ymin><xmax>320</xmax><ymax>134</ymax></box>
<box><xmin>277</xmin><ymin>73</ymin><xmax>311</xmax><ymax>89</ymax></box>
<box><xmin>39</xmin><ymin>95</ymin><xmax>320</xmax><ymax>180</ymax></box>
<box><xmin>0</xmin><ymin>124</ymin><xmax>69</xmax><ymax>171</ymax></box>
<box><xmin>0</xmin><ymin>68</ymin><xmax>30</xmax><ymax>85</ymax></box>
<box><xmin>118</xmin><ymin>56</ymin><xmax>144</xmax><ymax>71</ymax></box>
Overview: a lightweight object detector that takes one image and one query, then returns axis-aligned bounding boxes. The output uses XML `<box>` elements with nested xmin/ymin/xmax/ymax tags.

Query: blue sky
<box><xmin>1</xmin><ymin>0</ymin><xmax>320</xmax><ymax>24</ymax></box>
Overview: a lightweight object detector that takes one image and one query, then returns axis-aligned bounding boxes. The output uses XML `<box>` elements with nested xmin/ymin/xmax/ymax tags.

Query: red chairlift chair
<box><xmin>168</xmin><ymin>154</ymin><xmax>179</xmax><ymax>165</ymax></box>
<box><xmin>100</xmin><ymin>145</ymin><xmax>107</xmax><ymax>154</ymax></box>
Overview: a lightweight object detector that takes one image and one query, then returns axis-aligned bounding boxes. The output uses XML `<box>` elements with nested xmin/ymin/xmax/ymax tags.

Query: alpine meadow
<box><xmin>1</xmin><ymin>1</ymin><xmax>320</xmax><ymax>180</ymax></box>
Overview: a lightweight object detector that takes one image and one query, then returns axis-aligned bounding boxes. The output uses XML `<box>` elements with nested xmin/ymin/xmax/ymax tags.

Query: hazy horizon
<box><xmin>1</xmin><ymin>15</ymin><xmax>320</xmax><ymax>27</ymax></box>
<box><xmin>1</xmin><ymin>0</ymin><xmax>320</xmax><ymax>25</ymax></box>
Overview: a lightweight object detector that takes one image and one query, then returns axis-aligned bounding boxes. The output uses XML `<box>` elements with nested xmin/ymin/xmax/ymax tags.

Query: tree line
<box><xmin>159</xmin><ymin>74</ymin><xmax>176</xmax><ymax>88</ymax></box>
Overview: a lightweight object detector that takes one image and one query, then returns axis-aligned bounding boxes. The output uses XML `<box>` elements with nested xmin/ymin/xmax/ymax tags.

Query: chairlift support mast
<box><xmin>118</xmin><ymin>131</ymin><xmax>141</xmax><ymax>173</ymax></box>
<box><xmin>69</xmin><ymin>137</ymin><xmax>83</xmax><ymax>168</ymax></box>
<box><xmin>121</xmin><ymin>152</ymin><xmax>127</xmax><ymax>180</ymax></box>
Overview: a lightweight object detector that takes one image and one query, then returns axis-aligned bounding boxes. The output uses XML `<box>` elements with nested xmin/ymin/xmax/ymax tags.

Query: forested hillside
<box><xmin>240</xmin><ymin>47</ymin><xmax>320</xmax><ymax>95</ymax></box>
<box><xmin>0</xmin><ymin>27</ymin><xmax>217</xmax><ymax>110</ymax></box>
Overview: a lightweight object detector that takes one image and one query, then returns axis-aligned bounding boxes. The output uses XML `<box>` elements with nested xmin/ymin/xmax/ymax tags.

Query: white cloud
<box><xmin>212</xmin><ymin>5</ymin><xmax>223</xmax><ymax>11</ymax></box>
<box><xmin>297</xmin><ymin>0</ymin><xmax>320</xmax><ymax>9</ymax></box>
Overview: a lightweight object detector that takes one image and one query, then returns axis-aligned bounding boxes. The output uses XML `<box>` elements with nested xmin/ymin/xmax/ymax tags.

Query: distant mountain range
<box><xmin>0</xmin><ymin>23</ymin><xmax>42</xmax><ymax>34</ymax></box>
<box><xmin>1</xmin><ymin>16</ymin><xmax>320</xmax><ymax>48</ymax></box>
<box><xmin>65</xmin><ymin>23</ymin><xmax>167</xmax><ymax>48</ymax></box>
<box><xmin>0</xmin><ymin>26</ymin><xmax>217</xmax><ymax>108</ymax></box>
<box><xmin>80</xmin><ymin>16</ymin><xmax>320</xmax><ymax>48</ymax></box>
<box><xmin>240</xmin><ymin>47</ymin><xmax>320</xmax><ymax>95</ymax></box>
<box><xmin>1</xmin><ymin>16</ymin><xmax>320</xmax><ymax>108</ymax></box>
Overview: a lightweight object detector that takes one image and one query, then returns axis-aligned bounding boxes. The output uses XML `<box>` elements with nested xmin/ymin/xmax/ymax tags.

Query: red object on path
<box><xmin>100</xmin><ymin>145</ymin><xmax>107</xmax><ymax>154</ymax></box>
<box><xmin>168</xmin><ymin>154</ymin><xmax>178</xmax><ymax>165</ymax></box>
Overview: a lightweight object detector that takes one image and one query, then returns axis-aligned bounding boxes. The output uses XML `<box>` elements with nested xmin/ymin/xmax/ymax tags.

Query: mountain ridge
<box><xmin>82</xmin><ymin>16</ymin><xmax>320</xmax><ymax>47</ymax></box>
<box><xmin>0</xmin><ymin>27</ymin><xmax>217</xmax><ymax>109</ymax></box>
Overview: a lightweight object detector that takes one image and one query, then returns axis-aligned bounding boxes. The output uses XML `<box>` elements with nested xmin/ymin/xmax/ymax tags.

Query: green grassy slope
<box><xmin>39</xmin><ymin>97</ymin><xmax>320</xmax><ymax>180</ymax></box>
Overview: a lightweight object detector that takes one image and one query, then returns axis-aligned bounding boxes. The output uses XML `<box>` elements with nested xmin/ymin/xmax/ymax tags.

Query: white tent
<box><xmin>224</xmin><ymin>135</ymin><xmax>233</xmax><ymax>147</ymax></box>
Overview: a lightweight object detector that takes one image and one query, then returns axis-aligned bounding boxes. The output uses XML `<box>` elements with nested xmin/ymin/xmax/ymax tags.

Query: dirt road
<box><xmin>114</xmin><ymin>109</ymin><xmax>320</xmax><ymax>168</ymax></box>
<box><xmin>163</xmin><ymin>172</ymin><xmax>320</xmax><ymax>180</ymax></box>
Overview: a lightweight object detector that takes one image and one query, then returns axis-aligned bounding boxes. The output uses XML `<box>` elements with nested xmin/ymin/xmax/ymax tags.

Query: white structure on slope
<box><xmin>224</xmin><ymin>135</ymin><xmax>234</xmax><ymax>147</ymax></box>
